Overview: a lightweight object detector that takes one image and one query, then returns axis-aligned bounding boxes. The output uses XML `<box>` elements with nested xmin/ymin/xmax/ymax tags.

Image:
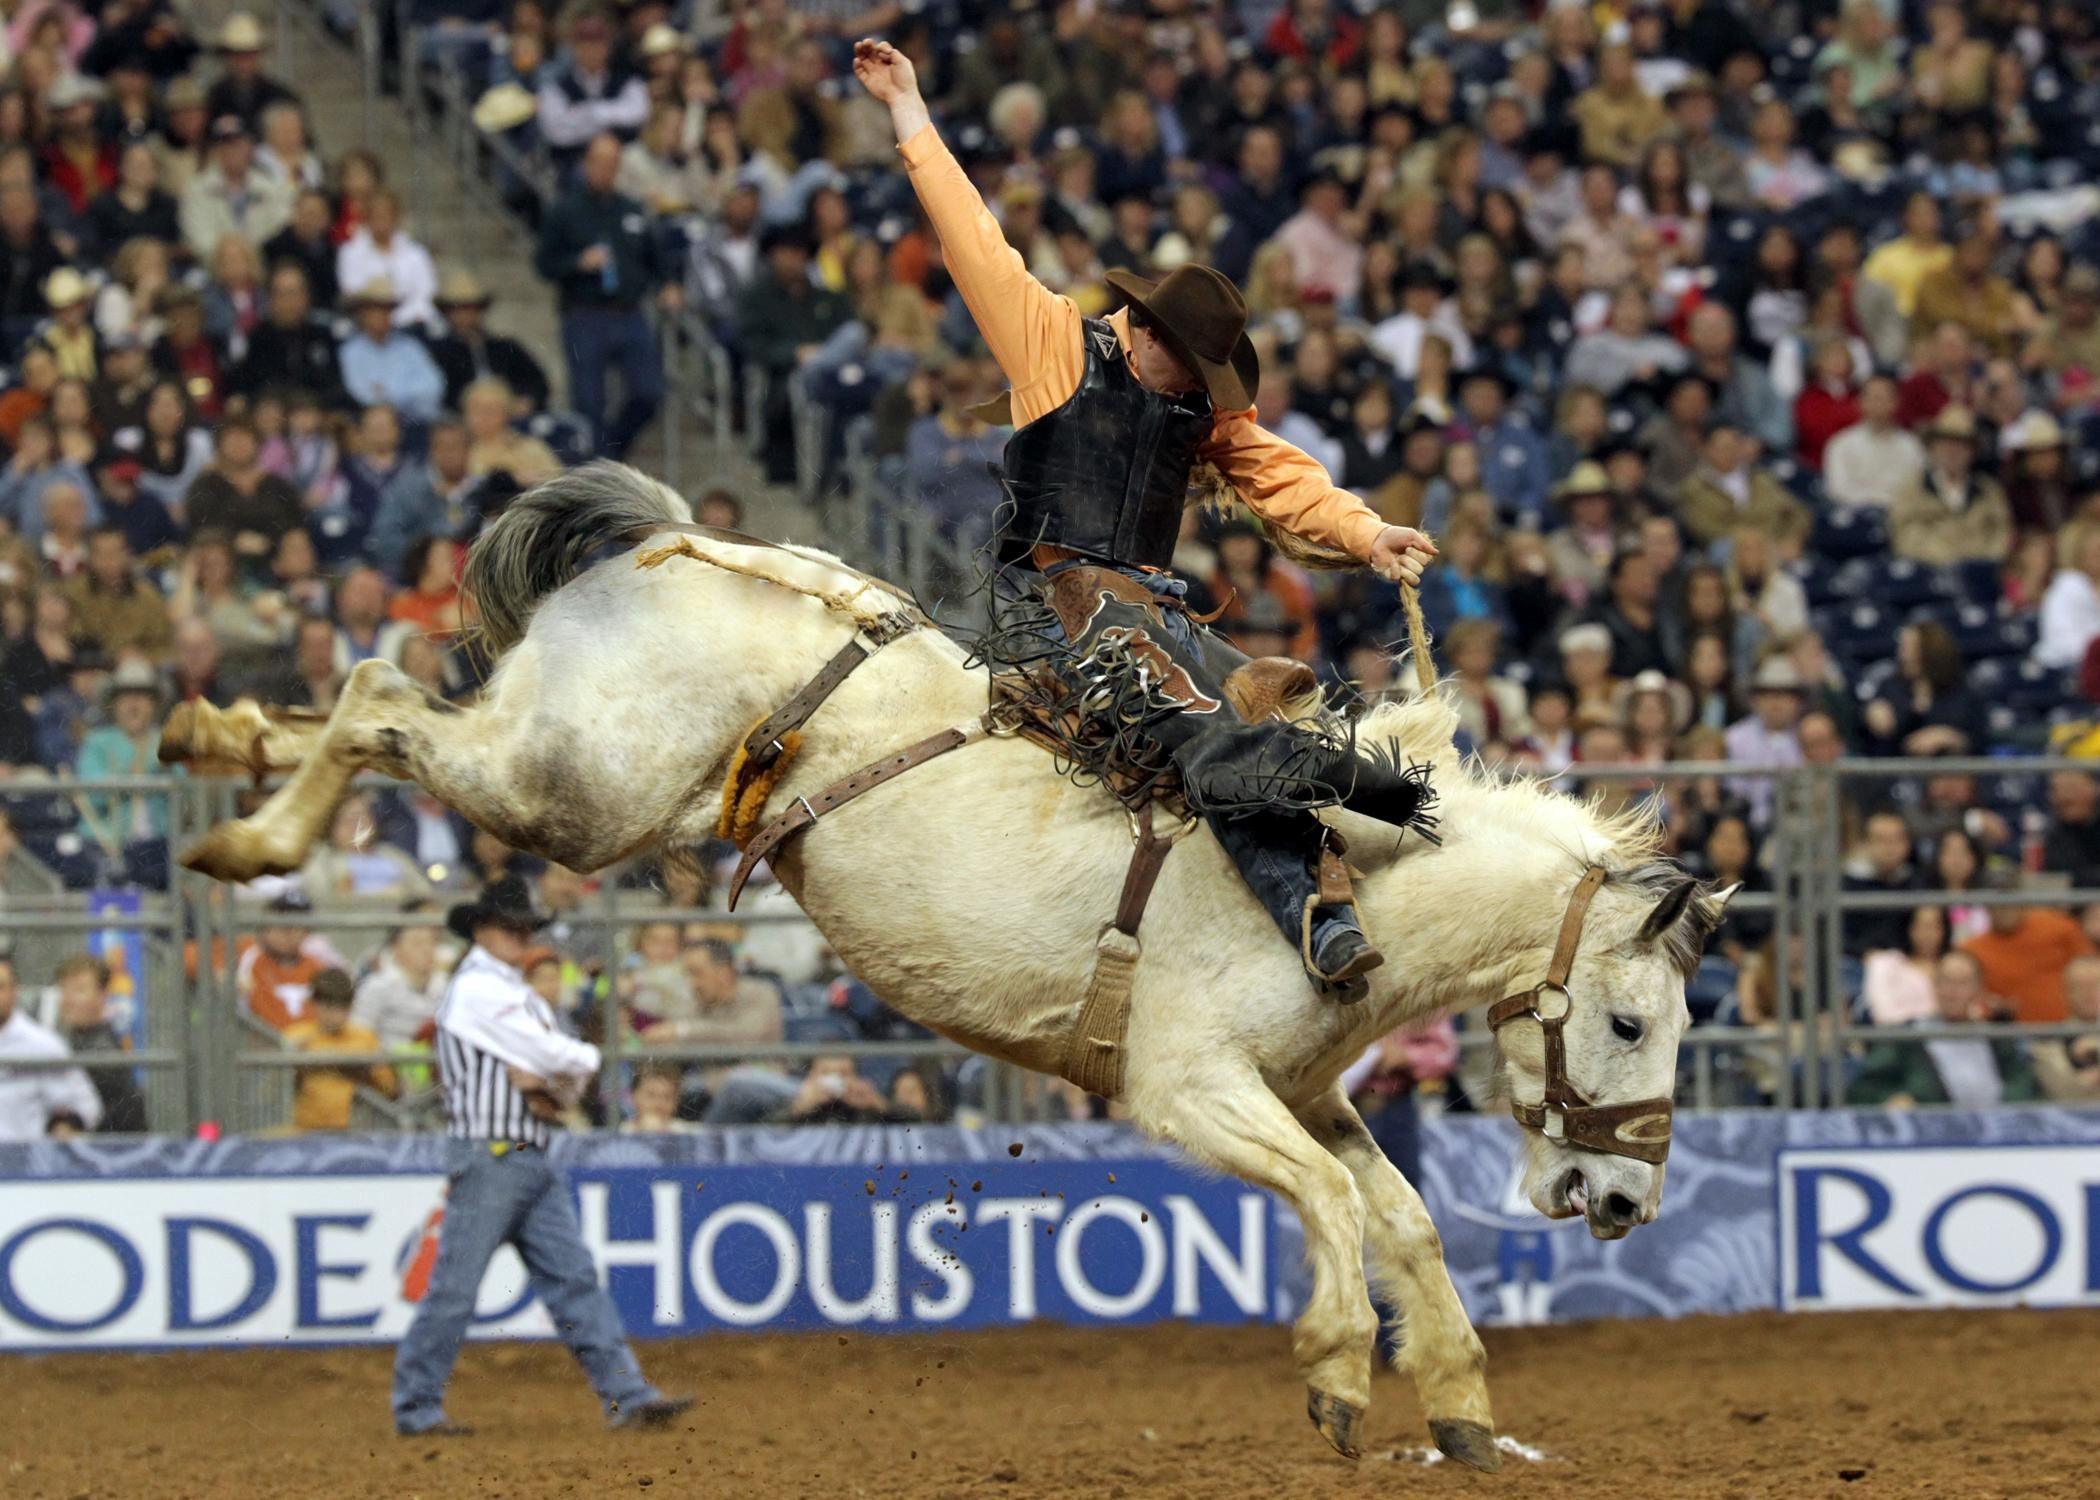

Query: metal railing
<box><xmin>5</xmin><ymin>760</ymin><xmax>2098</xmax><ymax>1136</ymax></box>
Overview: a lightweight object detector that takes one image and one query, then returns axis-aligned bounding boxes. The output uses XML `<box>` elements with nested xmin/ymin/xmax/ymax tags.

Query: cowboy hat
<box><xmin>1612</xmin><ymin>669</ymin><xmax>1692</xmax><ymax>734</ymax></box>
<box><xmin>435</xmin><ymin>270</ymin><xmax>492</xmax><ymax>308</ymax></box>
<box><xmin>472</xmin><ymin>82</ymin><xmax>539</xmax><ymax>135</ymax></box>
<box><xmin>1552</xmin><ymin>460</ymin><xmax>1612</xmax><ymax>502</ymax></box>
<box><xmin>1102</xmin><ymin>263</ymin><xmax>1260</xmax><ymax>411</ymax></box>
<box><xmin>45</xmin><ymin>74</ymin><xmax>103</xmax><ymax>111</ymax></box>
<box><xmin>1750</xmin><ymin>656</ymin><xmax>1807</xmax><ymax>694</ymax></box>
<box><xmin>1558</xmin><ymin>622</ymin><xmax>1612</xmax><ymax>657</ymax></box>
<box><xmin>163</xmin><ymin>75</ymin><xmax>207</xmax><ymax>112</ymax></box>
<box><xmin>104</xmin><ymin>658</ymin><xmax>163</xmax><ymax>706</ymax></box>
<box><xmin>446</xmin><ymin>874</ymin><xmax>551</xmax><ymax>941</ymax></box>
<box><xmin>346</xmin><ymin>276</ymin><xmax>402</xmax><ymax>309</ymax></box>
<box><xmin>42</xmin><ymin>267</ymin><xmax>91</xmax><ymax>310</ymax></box>
<box><xmin>638</xmin><ymin>22</ymin><xmax>689</xmax><ymax>58</ymax></box>
<box><xmin>1922</xmin><ymin>404</ymin><xmax>1979</xmax><ymax>443</ymax></box>
<box><xmin>2005</xmin><ymin>409</ymin><xmax>2066</xmax><ymax>452</ymax></box>
<box><xmin>217</xmin><ymin>12</ymin><xmax>266</xmax><ymax>51</ymax></box>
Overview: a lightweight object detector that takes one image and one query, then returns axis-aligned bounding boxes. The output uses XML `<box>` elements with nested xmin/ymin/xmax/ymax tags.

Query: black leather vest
<box><xmin>998</xmin><ymin>318</ymin><xmax>1213</xmax><ymax>571</ymax></box>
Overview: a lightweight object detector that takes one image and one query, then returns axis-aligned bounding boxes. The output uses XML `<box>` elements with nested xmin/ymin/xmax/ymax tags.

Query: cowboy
<box><xmin>854</xmin><ymin>40</ymin><xmax>1440</xmax><ymax>998</ymax></box>
<box><xmin>392</xmin><ymin>875</ymin><xmax>692</xmax><ymax>1436</ymax></box>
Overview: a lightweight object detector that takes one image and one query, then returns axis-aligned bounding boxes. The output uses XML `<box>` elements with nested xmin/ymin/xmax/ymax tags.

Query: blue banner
<box><xmin>4</xmin><ymin>1109</ymin><xmax>2098</xmax><ymax>1349</ymax></box>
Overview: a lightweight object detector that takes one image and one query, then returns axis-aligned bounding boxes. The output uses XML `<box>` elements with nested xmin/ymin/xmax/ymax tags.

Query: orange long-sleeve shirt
<box><xmin>898</xmin><ymin>124</ymin><xmax>1387</xmax><ymax>564</ymax></box>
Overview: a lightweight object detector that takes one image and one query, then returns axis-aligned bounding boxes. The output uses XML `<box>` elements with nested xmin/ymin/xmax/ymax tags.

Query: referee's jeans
<box><xmin>393</xmin><ymin>1138</ymin><xmax>661</xmax><ymax>1432</ymax></box>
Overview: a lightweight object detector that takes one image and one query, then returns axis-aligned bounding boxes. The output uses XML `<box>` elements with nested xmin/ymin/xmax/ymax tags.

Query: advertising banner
<box><xmin>5</xmin><ymin>1107</ymin><xmax>2100</xmax><ymax>1350</ymax></box>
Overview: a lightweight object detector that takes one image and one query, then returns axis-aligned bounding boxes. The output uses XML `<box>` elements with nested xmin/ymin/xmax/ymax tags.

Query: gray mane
<box><xmin>1612</xmin><ymin>860</ymin><xmax>1724</xmax><ymax>979</ymax></box>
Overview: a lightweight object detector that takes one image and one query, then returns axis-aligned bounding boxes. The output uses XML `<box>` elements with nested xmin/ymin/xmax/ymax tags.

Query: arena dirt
<box><xmin>6</xmin><ymin>1308</ymin><xmax>2093</xmax><ymax>1498</ymax></box>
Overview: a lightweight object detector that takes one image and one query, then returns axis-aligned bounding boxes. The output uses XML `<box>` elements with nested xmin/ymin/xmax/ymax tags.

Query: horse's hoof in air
<box><xmin>1429</xmin><ymin>1417</ymin><xmax>1504</xmax><ymax>1472</ymax></box>
<box><xmin>1306</xmin><ymin>1388</ymin><xmax>1364</xmax><ymax>1460</ymax></box>
<box><xmin>180</xmin><ymin>825</ymin><xmax>299</xmax><ymax>883</ymax></box>
<box><xmin>157</xmin><ymin>701</ymin><xmax>196</xmax><ymax>765</ymax></box>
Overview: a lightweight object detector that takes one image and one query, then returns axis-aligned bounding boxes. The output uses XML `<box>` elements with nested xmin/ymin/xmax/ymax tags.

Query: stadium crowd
<box><xmin>10</xmin><ymin>0</ymin><xmax>2100</xmax><ymax>1137</ymax></box>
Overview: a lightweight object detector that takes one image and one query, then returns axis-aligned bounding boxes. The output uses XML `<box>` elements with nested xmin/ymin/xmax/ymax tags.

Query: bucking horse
<box><xmin>160</xmin><ymin>462</ymin><xmax>1731</xmax><ymax>1470</ymax></box>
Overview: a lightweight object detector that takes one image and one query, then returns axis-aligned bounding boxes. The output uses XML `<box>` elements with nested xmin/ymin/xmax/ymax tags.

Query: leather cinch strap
<box><xmin>737</xmin><ymin>613</ymin><xmax>919</xmax><ymax>780</ymax></box>
<box><xmin>1485</xmin><ymin>865</ymin><xmax>1675</xmax><ymax>1167</ymax></box>
<box><xmin>727</xmin><ymin>720</ymin><xmax>984</xmax><ymax>909</ymax></box>
<box><xmin>1060</xmin><ymin>803</ymin><xmax>1178</xmax><ymax>1100</ymax></box>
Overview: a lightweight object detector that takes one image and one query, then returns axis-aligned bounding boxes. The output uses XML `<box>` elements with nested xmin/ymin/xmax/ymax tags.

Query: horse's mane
<box><xmin>1355</xmin><ymin>690</ymin><xmax>1668</xmax><ymax>870</ymax></box>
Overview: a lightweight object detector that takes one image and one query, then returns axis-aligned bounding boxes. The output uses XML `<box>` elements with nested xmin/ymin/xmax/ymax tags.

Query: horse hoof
<box><xmin>180</xmin><ymin>825</ymin><xmax>299</xmax><ymax>883</ymax></box>
<box><xmin>1306</xmin><ymin>1389</ymin><xmax>1364</xmax><ymax>1460</ymax></box>
<box><xmin>158</xmin><ymin>702</ymin><xmax>196</xmax><ymax>765</ymax></box>
<box><xmin>1430</xmin><ymin>1418</ymin><xmax>1503</xmax><ymax>1473</ymax></box>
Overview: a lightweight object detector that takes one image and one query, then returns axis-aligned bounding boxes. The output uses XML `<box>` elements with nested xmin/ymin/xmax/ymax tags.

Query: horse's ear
<box><xmin>1708</xmin><ymin>881</ymin><xmax>1742</xmax><ymax>911</ymax></box>
<box><xmin>1636</xmin><ymin>877</ymin><xmax>1701</xmax><ymax>945</ymax></box>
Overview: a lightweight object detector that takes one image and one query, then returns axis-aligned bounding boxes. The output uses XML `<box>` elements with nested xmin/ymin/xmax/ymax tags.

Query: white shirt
<box><xmin>1823</xmin><ymin>421</ymin><xmax>1925</xmax><ymax>509</ymax></box>
<box><xmin>0</xmin><ymin>1009</ymin><xmax>102</xmax><ymax>1141</ymax></box>
<box><xmin>2035</xmin><ymin>568</ymin><xmax>2100</xmax><ymax>670</ymax></box>
<box><xmin>335</xmin><ymin>229</ymin><xmax>441</xmax><ymax>329</ymax></box>
<box><xmin>437</xmin><ymin>945</ymin><xmax>600</xmax><ymax>1144</ymax></box>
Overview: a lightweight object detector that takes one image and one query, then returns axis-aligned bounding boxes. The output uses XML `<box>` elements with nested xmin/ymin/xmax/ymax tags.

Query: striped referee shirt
<box><xmin>435</xmin><ymin>945</ymin><xmax>601</xmax><ymax>1147</ymax></box>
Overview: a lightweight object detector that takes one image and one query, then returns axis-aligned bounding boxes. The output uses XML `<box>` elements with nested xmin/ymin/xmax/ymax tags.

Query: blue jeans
<box><xmin>392</xmin><ymin>1139</ymin><xmax>660</xmax><ymax>1432</ymax></box>
<box><xmin>561</xmin><ymin>307</ymin><xmax>664</xmax><ymax>460</ymax></box>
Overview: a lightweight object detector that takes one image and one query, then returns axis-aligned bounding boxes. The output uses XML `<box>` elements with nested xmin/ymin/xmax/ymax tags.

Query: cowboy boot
<box><xmin>1176</xmin><ymin>722</ymin><xmax>1438</xmax><ymax>839</ymax></box>
<box><xmin>1210</xmin><ymin>810</ymin><xmax>1383</xmax><ymax>1002</ymax></box>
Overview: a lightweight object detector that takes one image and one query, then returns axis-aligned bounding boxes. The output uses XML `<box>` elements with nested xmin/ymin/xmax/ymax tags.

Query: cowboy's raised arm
<box><xmin>854</xmin><ymin>38</ymin><xmax>1079</xmax><ymax>418</ymax></box>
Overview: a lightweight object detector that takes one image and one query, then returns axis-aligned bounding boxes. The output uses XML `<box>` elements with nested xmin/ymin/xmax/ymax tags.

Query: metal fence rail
<box><xmin>4</xmin><ymin>760</ymin><xmax>2097</xmax><ymax>1134</ymax></box>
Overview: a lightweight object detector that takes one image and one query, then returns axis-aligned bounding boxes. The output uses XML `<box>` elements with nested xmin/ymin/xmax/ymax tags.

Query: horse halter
<box><xmin>1484</xmin><ymin>865</ymin><xmax>1675</xmax><ymax>1166</ymax></box>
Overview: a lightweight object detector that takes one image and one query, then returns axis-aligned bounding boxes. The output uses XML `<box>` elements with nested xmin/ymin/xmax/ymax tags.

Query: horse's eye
<box><xmin>1611</xmin><ymin>1015</ymin><xmax>1645</xmax><ymax>1043</ymax></box>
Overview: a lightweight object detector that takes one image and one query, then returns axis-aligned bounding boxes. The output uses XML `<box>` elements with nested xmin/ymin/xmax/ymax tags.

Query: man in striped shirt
<box><xmin>392</xmin><ymin>876</ymin><xmax>691</xmax><ymax>1436</ymax></box>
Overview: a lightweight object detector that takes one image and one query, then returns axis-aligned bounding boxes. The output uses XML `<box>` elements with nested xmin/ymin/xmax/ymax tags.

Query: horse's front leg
<box><xmin>1294</xmin><ymin>1080</ymin><xmax>1500</xmax><ymax>1472</ymax></box>
<box><xmin>1132</xmin><ymin>1064</ymin><xmax>1379</xmax><ymax>1460</ymax></box>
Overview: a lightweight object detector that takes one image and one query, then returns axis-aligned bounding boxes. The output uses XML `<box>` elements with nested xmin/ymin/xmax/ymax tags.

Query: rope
<box><xmin>1400</xmin><ymin>581</ymin><xmax>1436</xmax><ymax>695</ymax></box>
<box><xmin>633</xmin><ymin>536</ymin><xmax>898</xmax><ymax>632</ymax></box>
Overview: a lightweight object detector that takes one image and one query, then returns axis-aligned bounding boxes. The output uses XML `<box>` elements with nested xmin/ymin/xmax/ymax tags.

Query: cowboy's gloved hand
<box><xmin>1370</xmin><ymin>526</ymin><xmax>1437</xmax><ymax>588</ymax></box>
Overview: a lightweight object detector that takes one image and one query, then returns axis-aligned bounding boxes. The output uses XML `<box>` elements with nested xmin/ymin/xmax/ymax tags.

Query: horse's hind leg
<box><xmin>1134</xmin><ymin>1066</ymin><xmax>1378</xmax><ymax>1459</ymax></box>
<box><xmin>160</xmin><ymin>699</ymin><xmax>329</xmax><ymax>778</ymax></box>
<box><xmin>182</xmin><ymin>657</ymin><xmax>665</xmax><ymax>882</ymax></box>
<box><xmin>1294</xmin><ymin>1081</ymin><xmax>1499</xmax><ymax>1472</ymax></box>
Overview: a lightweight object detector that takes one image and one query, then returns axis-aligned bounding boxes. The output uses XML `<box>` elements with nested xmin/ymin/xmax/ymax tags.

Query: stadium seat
<box><xmin>1816</xmin><ymin>601</ymin><xmax>1898</xmax><ymax>665</ymax></box>
<box><xmin>1811</xmin><ymin>506</ymin><xmax>1889</xmax><ymax>561</ymax></box>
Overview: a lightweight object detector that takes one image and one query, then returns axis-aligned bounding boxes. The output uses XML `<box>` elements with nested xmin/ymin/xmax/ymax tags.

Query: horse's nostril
<box><xmin>1605</xmin><ymin>1191</ymin><xmax>1640</xmax><ymax>1223</ymax></box>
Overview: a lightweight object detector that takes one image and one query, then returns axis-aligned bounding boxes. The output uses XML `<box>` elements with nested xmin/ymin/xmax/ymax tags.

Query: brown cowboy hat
<box><xmin>1103</xmin><ymin>264</ymin><xmax>1260</xmax><ymax>411</ymax></box>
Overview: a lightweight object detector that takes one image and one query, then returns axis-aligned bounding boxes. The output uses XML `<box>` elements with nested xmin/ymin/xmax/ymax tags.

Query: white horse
<box><xmin>162</xmin><ymin>463</ymin><xmax>1729</xmax><ymax>1470</ymax></box>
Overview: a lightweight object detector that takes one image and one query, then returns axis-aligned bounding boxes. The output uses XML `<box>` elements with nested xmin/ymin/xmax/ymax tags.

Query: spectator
<box><xmin>337</xmin><ymin>278</ymin><xmax>446</xmax><ymax>422</ymax></box>
<box><xmin>284</xmin><ymin>967</ymin><xmax>399</xmax><ymax>1131</ymax></box>
<box><xmin>1912</xmin><ymin>224</ymin><xmax>2020</xmax><ymax>356</ymax></box>
<box><xmin>1861</xmin><ymin>905</ymin><xmax>1948</xmax><ymax>1025</ymax></box>
<box><xmin>2033</xmin><ymin>954</ymin><xmax>2100</xmax><ymax>1102</ymax></box>
<box><xmin>178</xmin><ymin>113</ymin><xmax>291</xmax><ymax>263</ymax></box>
<box><xmin>229</xmin><ymin>260</ymin><xmax>342</xmax><ymax>405</ymax></box>
<box><xmin>75</xmin><ymin>657</ymin><xmax>172</xmax><ymax>855</ymax></box>
<box><xmin>237</xmin><ymin>887</ymin><xmax>338</xmax><ymax>1030</ymax></box>
<box><xmin>2034</xmin><ymin>262</ymin><xmax>2100</xmax><ymax>379</ymax></box>
<box><xmin>2002</xmin><ymin>411</ymin><xmax>2074</xmax><ymax>537</ymax></box>
<box><xmin>770</xmin><ymin>1053</ymin><xmax>893</xmax><ymax>1126</ymax></box>
<box><xmin>537</xmin><ymin>7</ymin><xmax>649</xmax><ymax>156</ymax></box>
<box><xmin>335</xmin><ymin>189</ymin><xmax>439</xmax><ymax>330</ymax></box>
<box><xmin>1675</xmin><ymin>418</ymin><xmax>1810</xmax><ymax>552</ymax></box>
<box><xmin>1962</xmin><ymin>873</ymin><xmax>2096</xmax><ymax>1024</ymax></box>
<box><xmin>353</xmin><ymin>913</ymin><xmax>448</xmax><ymax>1052</ymax></box>
<box><xmin>639</xmin><ymin>937</ymin><xmax>784</xmax><ymax>1047</ymax></box>
<box><xmin>425</xmin><ymin>272</ymin><xmax>549</xmax><ymax>415</ymax></box>
<box><xmin>65</xmin><ymin>526</ymin><xmax>168</xmax><ymax>659</ymax></box>
<box><xmin>256</xmin><ymin>101</ymin><xmax>324</xmax><ymax>193</ymax></box>
<box><xmin>534</xmin><ymin>132</ymin><xmax>678</xmax><ymax>459</ymax></box>
<box><xmin>901</xmin><ymin>358</ymin><xmax>1003</xmax><ymax>543</ymax></box>
<box><xmin>1889</xmin><ymin>405</ymin><xmax>2010</xmax><ymax>566</ymax></box>
<box><xmin>2036</xmin><ymin>523</ymin><xmax>2100</xmax><ymax>671</ymax></box>
<box><xmin>263</xmin><ymin>187</ymin><xmax>341</xmax><ymax>309</ymax></box>
<box><xmin>184</xmin><ymin>414</ymin><xmax>303</xmax><ymax>549</ymax></box>
<box><xmin>331</xmin><ymin>564</ymin><xmax>414</xmax><ymax>669</ymax></box>
<box><xmin>88</xmin><ymin>144</ymin><xmax>180</xmax><ymax>261</ymax></box>
<box><xmin>301</xmin><ymin>790</ymin><xmax>432</xmax><ymax>903</ymax></box>
<box><xmin>1589</xmin><ymin>549</ymin><xmax>1670</xmax><ymax>680</ymax></box>
<box><xmin>204</xmin><ymin>13</ymin><xmax>296</xmax><ymax>131</ymax></box>
<box><xmin>1724</xmin><ymin>656</ymin><xmax>1807</xmax><ymax>828</ymax></box>
<box><xmin>0</xmin><ymin>954</ymin><xmax>100</xmax><ymax>1139</ymax></box>
<box><xmin>621</xmin><ymin>1065</ymin><xmax>694</xmax><ymax>1133</ymax></box>
<box><xmin>124</xmin><ymin>378</ymin><xmax>212</xmax><ymax>513</ymax></box>
<box><xmin>1841</xmin><ymin>808</ymin><xmax>1924</xmax><ymax>956</ymax></box>
<box><xmin>371</xmin><ymin>419</ymin><xmax>481</xmax><ymax>579</ymax></box>
<box><xmin>2041</xmin><ymin>771</ymin><xmax>2100</xmax><ymax>889</ymax></box>
<box><xmin>52</xmin><ymin>953</ymin><xmax>146</xmax><ymax>1132</ymax></box>
<box><xmin>1860</xmin><ymin>621</ymin><xmax>1985</xmax><ymax>757</ymax></box>
<box><xmin>462</xmin><ymin>377</ymin><xmax>559</xmax><ymax>486</ymax></box>
<box><xmin>1822</xmin><ymin>373</ymin><xmax>1924</xmax><ymax>510</ymax></box>
<box><xmin>1684</xmin><ymin>302</ymin><xmax>1790</xmax><ymax>456</ymax></box>
<box><xmin>1847</xmin><ymin>950</ymin><xmax>2038</xmax><ymax>1108</ymax></box>
<box><xmin>155</xmin><ymin>285</ymin><xmax>227</xmax><ymax>417</ymax></box>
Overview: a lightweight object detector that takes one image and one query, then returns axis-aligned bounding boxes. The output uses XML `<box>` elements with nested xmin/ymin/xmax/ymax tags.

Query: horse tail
<box><xmin>463</xmin><ymin>460</ymin><xmax>692</xmax><ymax>657</ymax></box>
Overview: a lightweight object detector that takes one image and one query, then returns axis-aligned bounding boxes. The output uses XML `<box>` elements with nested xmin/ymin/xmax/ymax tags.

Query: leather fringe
<box><xmin>717</xmin><ymin>724</ymin><xmax>802</xmax><ymax>846</ymax></box>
